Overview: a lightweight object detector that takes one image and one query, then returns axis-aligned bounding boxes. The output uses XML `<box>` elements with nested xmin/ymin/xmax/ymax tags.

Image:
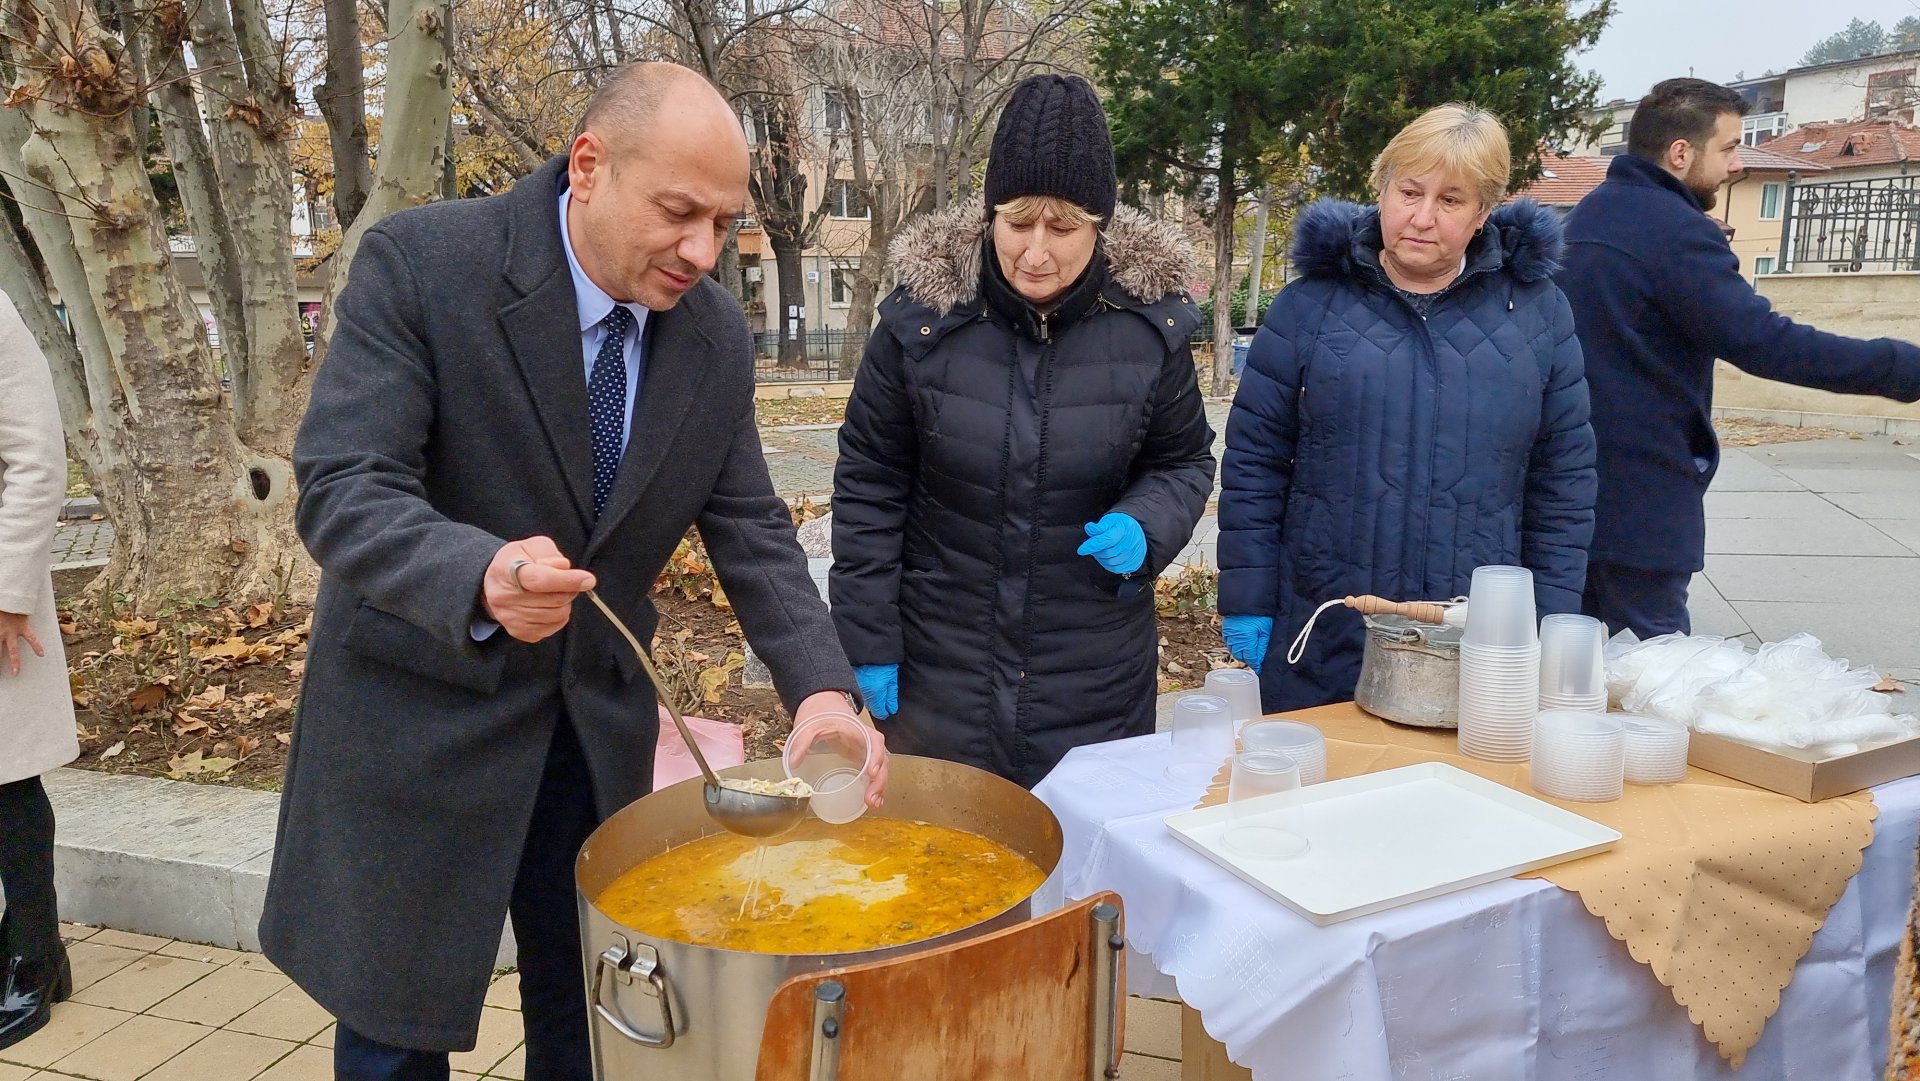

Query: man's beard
<box><xmin>1684</xmin><ymin>161</ymin><xmax>1720</xmax><ymax>211</ymax></box>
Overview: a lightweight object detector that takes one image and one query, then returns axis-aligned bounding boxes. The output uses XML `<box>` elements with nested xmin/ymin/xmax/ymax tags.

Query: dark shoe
<box><xmin>0</xmin><ymin>948</ymin><xmax>72</xmax><ymax>1051</ymax></box>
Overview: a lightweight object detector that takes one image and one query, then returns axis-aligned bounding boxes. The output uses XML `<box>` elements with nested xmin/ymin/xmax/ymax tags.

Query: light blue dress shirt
<box><xmin>473</xmin><ymin>191</ymin><xmax>652</xmax><ymax>640</ymax></box>
<box><xmin>559</xmin><ymin>187</ymin><xmax>649</xmax><ymax>454</ymax></box>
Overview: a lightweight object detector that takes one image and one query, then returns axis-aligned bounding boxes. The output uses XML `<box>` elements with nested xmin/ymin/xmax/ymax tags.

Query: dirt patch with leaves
<box><xmin>54</xmin><ymin>531</ymin><xmax>1228</xmax><ymax>787</ymax></box>
<box><xmin>1714</xmin><ymin>416</ymin><xmax>1847</xmax><ymax>447</ymax></box>
<box><xmin>754</xmin><ymin>395</ymin><xmax>849</xmax><ymax>428</ymax></box>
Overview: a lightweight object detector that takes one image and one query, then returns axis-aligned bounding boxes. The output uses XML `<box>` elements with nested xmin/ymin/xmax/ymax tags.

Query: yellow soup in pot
<box><xmin>595</xmin><ymin>817</ymin><xmax>1047</xmax><ymax>954</ymax></box>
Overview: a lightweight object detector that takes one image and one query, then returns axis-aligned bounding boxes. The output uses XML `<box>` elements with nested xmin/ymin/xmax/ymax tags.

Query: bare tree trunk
<box><xmin>1243</xmin><ymin>183</ymin><xmax>1269</xmax><ymax>328</ymax></box>
<box><xmin>316</xmin><ymin>0</ymin><xmax>453</xmax><ymax>360</ymax></box>
<box><xmin>2</xmin><ymin>0</ymin><xmax>303</xmax><ymax>608</ymax></box>
<box><xmin>1209</xmin><ymin>170</ymin><xmax>1239</xmax><ymax>397</ymax></box>
<box><xmin>716</xmin><ymin>226</ymin><xmax>743</xmax><ymax>302</ymax></box>
<box><xmin>182</xmin><ymin>0</ymin><xmax>307</xmax><ymax>450</ymax></box>
<box><xmin>771</xmin><ymin>246</ymin><xmax>807</xmax><ymax>367</ymax></box>
<box><xmin>318</xmin><ymin>0</ymin><xmax>375</xmax><ymax>228</ymax></box>
<box><xmin>146</xmin><ymin>31</ymin><xmax>248</xmax><ymax>399</ymax></box>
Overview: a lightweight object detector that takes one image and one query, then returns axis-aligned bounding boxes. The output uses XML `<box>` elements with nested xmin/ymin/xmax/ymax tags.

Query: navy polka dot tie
<box><xmin>589</xmin><ymin>306</ymin><xmax>632</xmax><ymax>518</ymax></box>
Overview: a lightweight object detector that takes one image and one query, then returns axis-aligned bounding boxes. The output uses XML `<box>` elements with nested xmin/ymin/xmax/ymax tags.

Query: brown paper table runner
<box><xmin>1199</xmin><ymin>702</ymin><xmax>1879</xmax><ymax>1067</ymax></box>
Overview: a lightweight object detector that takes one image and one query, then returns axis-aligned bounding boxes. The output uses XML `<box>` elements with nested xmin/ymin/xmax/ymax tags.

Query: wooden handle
<box><xmin>1344</xmin><ymin>595</ymin><xmax>1450</xmax><ymax>625</ymax></box>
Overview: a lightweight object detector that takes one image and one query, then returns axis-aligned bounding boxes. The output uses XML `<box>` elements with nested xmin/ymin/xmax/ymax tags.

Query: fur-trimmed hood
<box><xmin>887</xmin><ymin>203</ymin><xmax>1200</xmax><ymax>316</ymax></box>
<box><xmin>1289</xmin><ymin>197</ymin><xmax>1564</xmax><ymax>285</ymax></box>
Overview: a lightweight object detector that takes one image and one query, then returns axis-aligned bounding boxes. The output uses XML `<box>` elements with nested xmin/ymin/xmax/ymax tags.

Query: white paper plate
<box><xmin>1164</xmin><ymin>762</ymin><xmax>1620</xmax><ymax>926</ymax></box>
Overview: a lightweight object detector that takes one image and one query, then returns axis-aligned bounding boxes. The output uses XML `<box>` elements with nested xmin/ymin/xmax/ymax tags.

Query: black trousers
<box><xmin>0</xmin><ymin>775</ymin><xmax>61</xmax><ymax>963</ymax></box>
<box><xmin>1581</xmin><ymin>561</ymin><xmax>1694</xmax><ymax>640</ymax></box>
<box><xmin>335</xmin><ymin>719</ymin><xmax>600</xmax><ymax>1081</ymax></box>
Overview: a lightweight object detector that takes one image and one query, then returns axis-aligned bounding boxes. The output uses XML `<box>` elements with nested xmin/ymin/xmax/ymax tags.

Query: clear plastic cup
<box><xmin>1620</xmin><ymin>715</ymin><xmax>1690</xmax><ymax>784</ymax></box>
<box><xmin>1204</xmin><ymin>668</ymin><xmax>1263</xmax><ymax>730</ymax></box>
<box><xmin>1464</xmin><ymin>565</ymin><xmax>1538</xmax><ymax>647</ymax></box>
<box><xmin>782</xmin><ymin>711</ymin><xmax>876</xmax><ymax>824</ymax></box>
<box><xmin>1223</xmin><ymin>751</ymin><xmax>1309</xmax><ymax>859</ymax></box>
<box><xmin>1240</xmin><ymin>720</ymin><xmax>1327</xmax><ymax>784</ymax></box>
<box><xmin>1540</xmin><ymin>614</ymin><xmax>1607</xmax><ymax>700</ymax></box>
<box><xmin>1530</xmin><ymin>712</ymin><xmax>1625</xmax><ymax>802</ymax></box>
<box><xmin>1167</xmin><ymin>693</ymin><xmax>1235</xmax><ymax>785</ymax></box>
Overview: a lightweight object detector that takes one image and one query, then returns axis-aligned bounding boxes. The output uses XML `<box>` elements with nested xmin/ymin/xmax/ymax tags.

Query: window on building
<box><xmin>824</xmin><ymin>89</ymin><xmax>848</xmax><ymax>132</ymax></box>
<box><xmin>1741</xmin><ymin>113</ymin><xmax>1788</xmax><ymax>146</ymax></box>
<box><xmin>1753</xmin><ymin>256</ymin><xmax>1776</xmax><ymax>276</ymax></box>
<box><xmin>1868</xmin><ymin>68</ymin><xmax>1916</xmax><ymax>117</ymax></box>
<box><xmin>826</xmin><ymin>179</ymin><xmax>869</xmax><ymax>219</ymax></box>
<box><xmin>1759</xmin><ymin>182</ymin><xmax>1783</xmax><ymax>220</ymax></box>
<box><xmin>830</xmin><ymin>267</ymin><xmax>852</xmax><ymax>307</ymax></box>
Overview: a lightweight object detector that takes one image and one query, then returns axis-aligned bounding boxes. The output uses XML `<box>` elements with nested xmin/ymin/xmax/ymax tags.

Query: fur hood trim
<box><xmin>887</xmin><ymin>203</ymin><xmax>1200</xmax><ymax>315</ymax></box>
<box><xmin>1289</xmin><ymin>197</ymin><xmax>1565</xmax><ymax>285</ymax></box>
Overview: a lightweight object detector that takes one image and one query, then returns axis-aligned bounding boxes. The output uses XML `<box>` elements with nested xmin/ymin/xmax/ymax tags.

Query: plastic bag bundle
<box><xmin>1604</xmin><ymin>630</ymin><xmax>1918</xmax><ymax>750</ymax></box>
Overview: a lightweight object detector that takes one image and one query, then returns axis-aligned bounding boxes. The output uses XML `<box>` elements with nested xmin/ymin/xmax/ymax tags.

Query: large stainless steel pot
<box><xmin>575</xmin><ymin>754</ymin><xmax>1064</xmax><ymax>1081</ymax></box>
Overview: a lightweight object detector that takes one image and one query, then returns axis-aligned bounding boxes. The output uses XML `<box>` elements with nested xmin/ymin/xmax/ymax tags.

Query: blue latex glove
<box><xmin>1076</xmin><ymin>512</ymin><xmax>1147</xmax><ymax>575</ymax></box>
<box><xmin>1221</xmin><ymin>615</ymin><xmax>1273</xmax><ymax>674</ymax></box>
<box><xmin>854</xmin><ymin>664</ymin><xmax>900</xmax><ymax>719</ymax></box>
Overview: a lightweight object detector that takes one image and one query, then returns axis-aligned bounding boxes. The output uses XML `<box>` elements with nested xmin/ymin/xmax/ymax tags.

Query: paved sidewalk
<box><xmin>48</xmin><ymin>520</ymin><xmax>112</xmax><ymax>572</ymax></box>
<box><xmin>1</xmin><ymin>926</ymin><xmax>1184</xmax><ymax>1081</ymax></box>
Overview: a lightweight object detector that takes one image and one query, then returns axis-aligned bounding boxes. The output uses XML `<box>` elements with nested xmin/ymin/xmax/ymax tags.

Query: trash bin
<box><xmin>1229</xmin><ymin>328</ymin><xmax>1257</xmax><ymax>377</ymax></box>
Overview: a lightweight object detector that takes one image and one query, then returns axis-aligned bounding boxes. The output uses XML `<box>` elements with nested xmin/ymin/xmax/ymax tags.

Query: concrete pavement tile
<box><xmin>1870</xmin><ymin>519</ymin><xmax>1920</xmax><ymax>552</ymax></box>
<box><xmin>63</xmin><ymin>943</ymin><xmax>145</xmax><ymax>994</ymax></box>
<box><xmin>310</xmin><ymin>1024</ymin><xmax>334</xmax><ymax>1048</ymax></box>
<box><xmin>140</xmin><ymin>1029</ymin><xmax>299</xmax><ymax>1081</ymax></box>
<box><xmin>1125</xmin><ymin>996</ymin><xmax>1181</xmax><ymax>1060</ymax></box>
<box><xmin>1704</xmin><ymin>516</ymin><xmax>1915</xmax><ymax>556</ymax></box>
<box><xmin>483</xmin><ymin>972</ymin><xmax>520</xmax><ymax>1011</ymax></box>
<box><xmin>487</xmin><ymin>1044</ymin><xmax>525</xmax><ymax>1080</ymax></box>
<box><xmin>1777</xmin><ymin>468</ymin><xmax>1920</xmax><ymax>494</ymax></box>
<box><xmin>1687</xmin><ymin>573</ymin><xmax>1751</xmax><ymax>639</ymax></box>
<box><xmin>47</xmin><ymin>1014</ymin><xmax>208</xmax><ymax>1081</ymax></box>
<box><xmin>156</xmin><ymin>940</ymin><xmax>250</xmax><ymax>966</ymax></box>
<box><xmin>1701</xmin><ymin>555</ymin><xmax>1920</xmax><ymax>604</ymax></box>
<box><xmin>230</xmin><ymin>953</ymin><xmax>282</xmax><ymax>975</ymax></box>
<box><xmin>1118</xmin><ymin>1052</ymin><xmax>1182</xmax><ymax>1080</ymax></box>
<box><xmin>0</xmin><ymin>1063</ymin><xmax>30</xmax><ymax>1081</ymax></box>
<box><xmin>58</xmin><ymin>925</ymin><xmax>99</xmax><ymax>944</ymax></box>
<box><xmin>83</xmin><ymin>931</ymin><xmax>170</xmax><ymax>954</ymax></box>
<box><xmin>1828</xmin><ymin>492</ymin><xmax>1920</xmax><ymax>520</ymax></box>
<box><xmin>0</xmin><ymin>1004</ymin><xmax>132</xmax><ymax>1069</ymax></box>
<box><xmin>1752</xmin><ymin>436</ymin><xmax>1920</xmax><ymax>467</ymax></box>
<box><xmin>70</xmin><ymin>955</ymin><xmax>216</xmax><ymax>1013</ymax></box>
<box><xmin>253</xmin><ymin>1043</ymin><xmax>331</xmax><ymax>1081</ymax></box>
<box><xmin>448</xmin><ymin>1008</ymin><xmax>521</xmax><ymax>1074</ymax></box>
<box><xmin>1707</xmin><ymin>451</ymin><xmax>1804</xmax><ymax>492</ymax></box>
<box><xmin>1726</xmin><ymin>601</ymin><xmax>1920</xmax><ymax>674</ymax></box>
<box><xmin>225</xmin><ymin>984</ymin><xmax>333</xmax><ymax>1043</ymax></box>
<box><xmin>1702</xmin><ymin>490</ymin><xmax>1853</xmax><ymax>520</ymax></box>
<box><xmin>148</xmin><ymin>965</ymin><xmax>289</xmax><ymax>1027</ymax></box>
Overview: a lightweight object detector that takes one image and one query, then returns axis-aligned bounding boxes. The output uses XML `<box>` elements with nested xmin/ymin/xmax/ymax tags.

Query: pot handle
<box><xmin>592</xmin><ymin>939</ymin><xmax>676</xmax><ymax>1050</ymax></box>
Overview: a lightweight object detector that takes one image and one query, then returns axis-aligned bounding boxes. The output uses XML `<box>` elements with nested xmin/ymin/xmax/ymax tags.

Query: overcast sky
<box><xmin>1579</xmin><ymin>0</ymin><xmax>1920</xmax><ymax>103</ymax></box>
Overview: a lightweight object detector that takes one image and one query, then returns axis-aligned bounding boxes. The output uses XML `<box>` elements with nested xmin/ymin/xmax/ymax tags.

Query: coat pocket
<box><xmin>342</xmin><ymin>602</ymin><xmax>507</xmax><ymax>695</ymax></box>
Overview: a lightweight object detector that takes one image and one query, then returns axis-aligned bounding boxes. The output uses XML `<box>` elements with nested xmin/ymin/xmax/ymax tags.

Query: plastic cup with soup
<box><xmin>782</xmin><ymin>711</ymin><xmax>876</xmax><ymax>824</ymax></box>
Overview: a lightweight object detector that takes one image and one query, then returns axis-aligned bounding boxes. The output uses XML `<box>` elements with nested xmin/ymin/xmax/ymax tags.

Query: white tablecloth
<box><xmin>1033</xmin><ymin>732</ymin><xmax>1920</xmax><ymax>1080</ymax></box>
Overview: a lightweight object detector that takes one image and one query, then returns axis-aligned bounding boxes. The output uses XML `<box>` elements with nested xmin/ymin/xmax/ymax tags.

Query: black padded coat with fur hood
<box><xmin>830</xmin><ymin>204</ymin><xmax>1215</xmax><ymax>788</ymax></box>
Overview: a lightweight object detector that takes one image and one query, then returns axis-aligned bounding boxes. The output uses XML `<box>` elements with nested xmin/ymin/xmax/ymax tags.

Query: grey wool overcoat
<box><xmin>259</xmin><ymin>154</ymin><xmax>856</xmax><ymax>1050</ymax></box>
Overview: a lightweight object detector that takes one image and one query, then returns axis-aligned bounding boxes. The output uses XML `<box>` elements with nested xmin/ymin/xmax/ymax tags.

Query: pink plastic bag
<box><xmin>652</xmin><ymin>706</ymin><xmax>747</xmax><ymax>790</ymax></box>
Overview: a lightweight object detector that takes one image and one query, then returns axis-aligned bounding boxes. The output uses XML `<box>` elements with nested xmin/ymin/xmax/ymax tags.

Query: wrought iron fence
<box><xmin>1779</xmin><ymin>175</ymin><xmax>1920</xmax><ymax>273</ymax></box>
<box><xmin>752</xmin><ymin>330</ymin><xmax>862</xmax><ymax>382</ymax></box>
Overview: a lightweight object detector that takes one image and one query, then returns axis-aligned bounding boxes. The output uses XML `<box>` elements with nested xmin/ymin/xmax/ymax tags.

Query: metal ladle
<box><xmin>586</xmin><ymin>590</ymin><xmax>809</xmax><ymax>839</ymax></box>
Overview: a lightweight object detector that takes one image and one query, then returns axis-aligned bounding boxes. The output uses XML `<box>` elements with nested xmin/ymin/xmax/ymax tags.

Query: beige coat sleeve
<box><xmin>0</xmin><ymin>288</ymin><xmax>79</xmax><ymax>783</ymax></box>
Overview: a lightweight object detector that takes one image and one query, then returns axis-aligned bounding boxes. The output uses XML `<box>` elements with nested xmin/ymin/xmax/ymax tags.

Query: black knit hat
<box><xmin>984</xmin><ymin>75</ymin><xmax>1117</xmax><ymax>224</ymax></box>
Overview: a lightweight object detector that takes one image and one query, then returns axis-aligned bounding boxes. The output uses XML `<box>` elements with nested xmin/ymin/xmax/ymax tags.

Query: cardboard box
<box><xmin>1687</xmin><ymin>729</ymin><xmax>1920</xmax><ymax>802</ymax></box>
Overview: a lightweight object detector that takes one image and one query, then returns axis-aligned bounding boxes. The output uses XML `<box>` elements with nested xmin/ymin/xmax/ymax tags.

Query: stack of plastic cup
<box><xmin>1457</xmin><ymin>566</ymin><xmax>1541</xmax><ymax>762</ymax></box>
<box><xmin>1539</xmin><ymin>613</ymin><xmax>1609</xmax><ymax>713</ymax></box>
<box><xmin>1620</xmin><ymin>714</ymin><xmax>1690</xmax><ymax>784</ymax></box>
<box><xmin>1167</xmin><ymin>693</ymin><xmax>1235</xmax><ymax>785</ymax></box>
<box><xmin>1530</xmin><ymin>711</ymin><xmax>1626</xmax><ymax>802</ymax></box>
<box><xmin>1204</xmin><ymin>668</ymin><xmax>1264</xmax><ymax>731</ymax></box>
<box><xmin>1240</xmin><ymin>720</ymin><xmax>1328</xmax><ymax>784</ymax></box>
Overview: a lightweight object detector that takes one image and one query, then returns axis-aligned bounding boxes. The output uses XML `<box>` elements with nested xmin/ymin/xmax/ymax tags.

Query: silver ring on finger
<box><xmin>508</xmin><ymin>558</ymin><xmax>532</xmax><ymax>591</ymax></box>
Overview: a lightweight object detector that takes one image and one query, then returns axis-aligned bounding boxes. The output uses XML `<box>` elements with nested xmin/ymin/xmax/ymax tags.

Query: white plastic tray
<box><xmin>1164</xmin><ymin>762</ymin><xmax>1621</xmax><ymax>925</ymax></box>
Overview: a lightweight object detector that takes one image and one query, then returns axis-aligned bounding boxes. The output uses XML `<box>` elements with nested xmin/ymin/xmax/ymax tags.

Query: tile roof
<box><xmin>1735</xmin><ymin>144</ymin><xmax>1830</xmax><ymax>173</ymax></box>
<box><xmin>1756</xmin><ymin>119</ymin><xmax>1920</xmax><ymax>171</ymax></box>
<box><xmin>1513</xmin><ymin>156</ymin><xmax>1611</xmax><ymax>207</ymax></box>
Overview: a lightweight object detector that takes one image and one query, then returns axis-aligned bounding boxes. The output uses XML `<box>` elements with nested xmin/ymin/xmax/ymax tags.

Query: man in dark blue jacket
<box><xmin>1560</xmin><ymin>77</ymin><xmax>1920</xmax><ymax>638</ymax></box>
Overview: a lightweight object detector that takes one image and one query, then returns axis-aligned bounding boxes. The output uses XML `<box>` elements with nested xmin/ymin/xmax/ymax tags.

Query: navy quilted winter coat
<box><xmin>1218</xmin><ymin>199</ymin><xmax>1597</xmax><ymax>712</ymax></box>
<box><xmin>831</xmin><ymin>205</ymin><xmax>1214</xmax><ymax>788</ymax></box>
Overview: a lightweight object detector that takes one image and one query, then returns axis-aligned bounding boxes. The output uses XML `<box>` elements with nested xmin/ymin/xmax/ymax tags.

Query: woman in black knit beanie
<box><xmin>829</xmin><ymin>73</ymin><xmax>1216</xmax><ymax>787</ymax></box>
